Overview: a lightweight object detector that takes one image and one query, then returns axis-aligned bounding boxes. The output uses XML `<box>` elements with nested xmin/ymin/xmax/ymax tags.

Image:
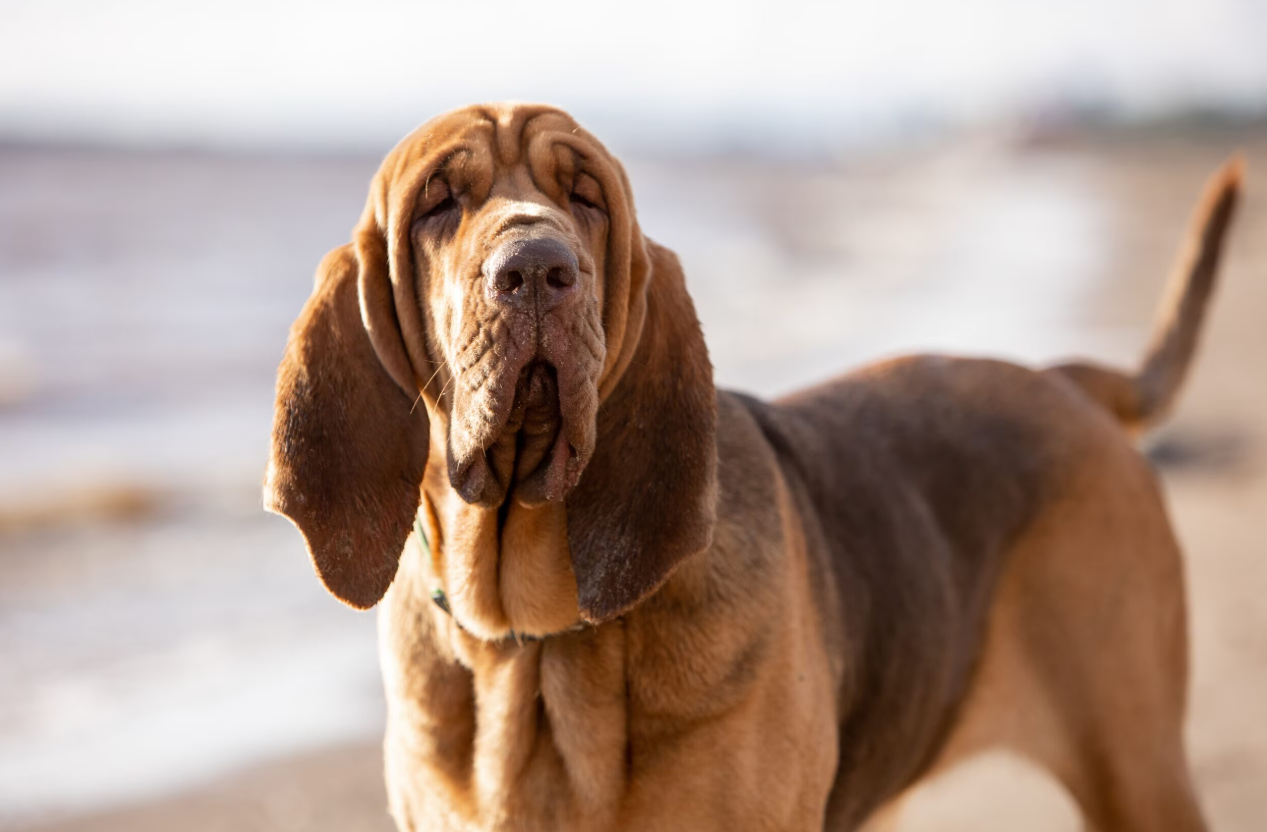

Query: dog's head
<box><xmin>264</xmin><ymin>103</ymin><xmax>717</xmax><ymax>623</ymax></box>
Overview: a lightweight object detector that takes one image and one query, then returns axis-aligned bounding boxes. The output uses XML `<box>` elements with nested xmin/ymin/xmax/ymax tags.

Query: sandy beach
<box><xmin>2</xmin><ymin>130</ymin><xmax>1265</xmax><ymax>830</ymax></box>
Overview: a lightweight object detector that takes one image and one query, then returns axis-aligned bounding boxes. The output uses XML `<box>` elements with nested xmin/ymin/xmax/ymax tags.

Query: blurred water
<box><xmin>0</xmin><ymin>138</ymin><xmax>1121</xmax><ymax>823</ymax></box>
<box><xmin>0</xmin><ymin>516</ymin><xmax>383</xmax><ymax>818</ymax></box>
<box><xmin>637</xmin><ymin>142</ymin><xmax>1120</xmax><ymax>394</ymax></box>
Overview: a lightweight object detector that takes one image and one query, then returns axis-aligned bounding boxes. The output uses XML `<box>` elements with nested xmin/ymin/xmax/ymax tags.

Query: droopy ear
<box><xmin>566</xmin><ymin>240</ymin><xmax>719</xmax><ymax>622</ymax></box>
<box><xmin>264</xmin><ymin>244</ymin><xmax>429</xmax><ymax>609</ymax></box>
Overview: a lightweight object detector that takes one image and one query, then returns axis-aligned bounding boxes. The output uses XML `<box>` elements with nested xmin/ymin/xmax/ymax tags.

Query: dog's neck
<box><xmin>415</xmin><ymin>508</ymin><xmax>588</xmax><ymax>644</ymax></box>
<box><xmin>415</xmin><ymin>477</ymin><xmax>586</xmax><ymax>641</ymax></box>
<box><xmin>380</xmin><ymin>511</ymin><xmax>632</xmax><ymax>830</ymax></box>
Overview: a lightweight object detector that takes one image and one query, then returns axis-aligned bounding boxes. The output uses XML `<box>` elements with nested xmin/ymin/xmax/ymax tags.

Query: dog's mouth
<box><xmin>449</xmin><ymin>359</ymin><xmax>590</xmax><ymax>508</ymax></box>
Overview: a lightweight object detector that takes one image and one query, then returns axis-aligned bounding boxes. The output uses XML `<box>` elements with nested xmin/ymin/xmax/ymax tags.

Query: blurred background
<box><xmin>1</xmin><ymin>1</ymin><xmax>1265</xmax><ymax>829</ymax></box>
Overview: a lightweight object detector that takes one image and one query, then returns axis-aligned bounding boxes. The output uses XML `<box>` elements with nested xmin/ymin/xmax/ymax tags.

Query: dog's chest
<box><xmin>378</xmin><ymin>598</ymin><xmax>629</xmax><ymax>831</ymax></box>
<box><xmin>378</xmin><ymin>596</ymin><xmax>838</xmax><ymax>831</ymax></box>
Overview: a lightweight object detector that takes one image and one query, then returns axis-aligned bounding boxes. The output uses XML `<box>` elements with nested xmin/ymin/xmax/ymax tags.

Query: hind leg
<box><xmin>921</xmin><ymin>455</ymin><xmax>1209</xmax><ymax>831</ymax></box>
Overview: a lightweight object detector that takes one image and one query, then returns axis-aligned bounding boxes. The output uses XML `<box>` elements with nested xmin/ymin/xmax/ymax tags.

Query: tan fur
<box><xmin>265</xmin><ymin>103</ymin><xmax>1242</xmax><ymax>831</ymax></box>
<box><xmin>1052</xmin><ymin>156</ymin><xmax>1242</xmax><ymax>433</ymax></box>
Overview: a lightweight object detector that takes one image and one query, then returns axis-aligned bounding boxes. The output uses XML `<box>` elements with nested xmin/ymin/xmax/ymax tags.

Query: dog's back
<box><xmin>734</xmin><ymin>355</ymin><xmax>1090</xmax><ymax>823</ymax></box>
<box><xmin>734</xmin><ymin>157</ymin><xmax>1242</xmax><ymax>828</ymax></box>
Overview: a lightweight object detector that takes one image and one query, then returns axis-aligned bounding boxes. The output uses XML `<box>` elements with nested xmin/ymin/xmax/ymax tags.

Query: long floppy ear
<box><xmin>566</xmin><ymin>240</ymin><xmax>719</xmax><ymax>622</ymax></box>
<box><xmin>264</xmin><ymin>244</ymin><xmax>429</xmax><ymax>609</ymax></box>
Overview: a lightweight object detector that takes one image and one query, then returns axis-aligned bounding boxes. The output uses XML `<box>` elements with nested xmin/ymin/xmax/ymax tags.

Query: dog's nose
<box><xmin>483</xmin><ymin>237</ymin><xmax>579</xmax><ymax>311</ymax></box>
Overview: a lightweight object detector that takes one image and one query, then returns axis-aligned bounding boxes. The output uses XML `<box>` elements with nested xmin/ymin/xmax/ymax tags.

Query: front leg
<box><xmin>380</xmin><ymin>536</ymin><xmax>630</xmax><ymax>832</ymax></box>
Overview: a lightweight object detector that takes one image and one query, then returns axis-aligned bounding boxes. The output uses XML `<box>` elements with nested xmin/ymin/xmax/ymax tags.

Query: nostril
<box><xmin>499</xmin><ymin>269</ymin><xmax>524</xmax><ymax>294</ymax></box>
<box><xmin>546</xmin><ymin>267</ymin><xmax>576</xmax><ymax>290</ymax></box>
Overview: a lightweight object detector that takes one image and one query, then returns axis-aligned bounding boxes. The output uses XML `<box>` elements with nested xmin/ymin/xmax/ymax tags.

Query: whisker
<box><xmin>410</xmin><ymin>359</ymin><xmax>450</xmax><ymax>414</ymax></box>
<box><xmin>422</xmin><ymin>360</ymin><xmax>447</xmax><ymax>391</ymax></box>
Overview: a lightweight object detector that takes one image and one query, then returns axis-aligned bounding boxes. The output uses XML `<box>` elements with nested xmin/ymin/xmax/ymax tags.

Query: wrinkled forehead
<box><xmin>375</xmin><ymin>104</ymin><xmax>610</xmax><ymax>208</ymax></box>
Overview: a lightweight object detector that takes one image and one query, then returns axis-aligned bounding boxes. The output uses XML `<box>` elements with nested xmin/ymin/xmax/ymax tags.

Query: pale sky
<box><xmin>1</xmin><ymin>0</ymin><xmax>1265</xmax><ymax>150</ymax></box>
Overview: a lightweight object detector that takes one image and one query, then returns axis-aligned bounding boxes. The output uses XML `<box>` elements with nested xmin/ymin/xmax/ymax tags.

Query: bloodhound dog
<box><xmin>264</xmin><ymin>103</ymin><xmax>1241</xmax><ymax>831</ymax></box>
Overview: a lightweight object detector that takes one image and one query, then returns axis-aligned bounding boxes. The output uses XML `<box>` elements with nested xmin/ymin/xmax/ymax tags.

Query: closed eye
<box><xmin>570</xmin><ymin>193</ymin><xmax>601</xmax><ymax>211</ymax></box>
<box><xmin>414</xmin><ymin>179</ymin><xmax>459</xmax><ymax>228</ymax></box>
<box><xmin>421</xmin><ymin>195</ymin><xmax>457</xmax><ymax>218</ymax></box>
<box><xmin>570</xmin><ymin>172</ymin><xmax>607</xmax><ymax>215</ymax></box>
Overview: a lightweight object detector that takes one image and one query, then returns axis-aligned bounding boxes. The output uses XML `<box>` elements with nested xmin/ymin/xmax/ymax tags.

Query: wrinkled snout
<box><xmin>445</xmin><ymin>216</ymin><xmax>603</xmax><ymax>509</ymax></box>
<box><xmin>482</xmin><ymin>235</ymin><xmax>580</xmax><ymax>313</ymax></box>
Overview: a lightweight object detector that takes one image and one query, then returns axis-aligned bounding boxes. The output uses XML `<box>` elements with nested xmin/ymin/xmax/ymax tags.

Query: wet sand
<box><xmin>3</xmin><ymin>132</ymin><xmax>1265</xmax><ymax>830</ymax></box>
<box><xmin>18</xmin><ymin>744</ymin><xmax>394</xmax><ymax>832</ymax></box>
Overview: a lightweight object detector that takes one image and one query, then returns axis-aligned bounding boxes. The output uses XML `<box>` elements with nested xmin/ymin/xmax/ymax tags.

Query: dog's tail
<box><xmin>1049</xmin><ymin>156</ymin><xmax>1243</xmax><ymax>434</ymax></box>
